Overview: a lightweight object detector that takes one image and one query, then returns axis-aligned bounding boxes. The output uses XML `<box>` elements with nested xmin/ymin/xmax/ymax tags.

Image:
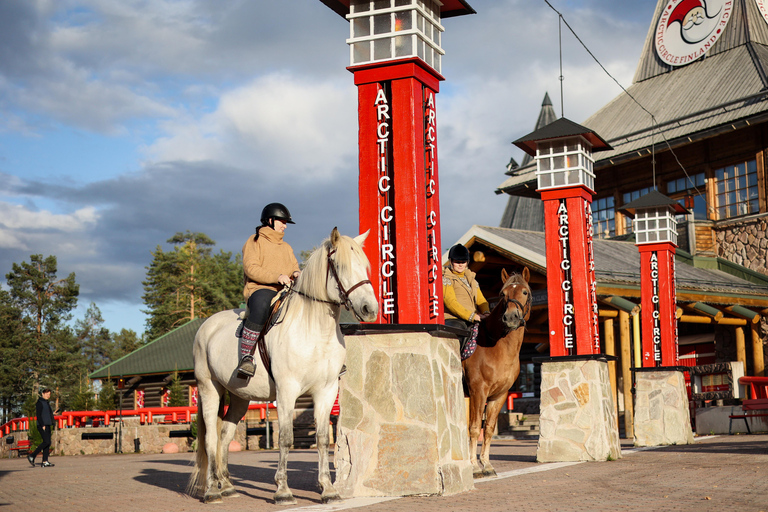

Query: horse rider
<box><xmin>237</xmin><ymin>202</ymin><xmax>301</xmax><ymax>376</ymax></box>
<box><xmin>442</xmin><ymin>244</ymin><xmax>490</xmax><ymax>331</ymax></box>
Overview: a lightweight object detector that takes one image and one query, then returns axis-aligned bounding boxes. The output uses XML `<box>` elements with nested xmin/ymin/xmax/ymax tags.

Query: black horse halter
<box><xmin>501</xmin><ymin>282</ymin><xmax>531</xmax><ymax>329</ymax></box>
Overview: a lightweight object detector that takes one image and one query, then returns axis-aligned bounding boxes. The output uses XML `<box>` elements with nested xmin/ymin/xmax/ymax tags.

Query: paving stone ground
<box><xmin>1</xmin><ymin>435</ymin><xmax>766</xmax><ymax>512</ymax></box>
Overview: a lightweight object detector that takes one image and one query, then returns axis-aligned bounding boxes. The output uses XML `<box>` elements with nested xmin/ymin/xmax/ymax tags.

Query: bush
<box><xmin>97</xmin><ymin>379</ymin><xmax>117</xmax><ymax>411</ymax></box>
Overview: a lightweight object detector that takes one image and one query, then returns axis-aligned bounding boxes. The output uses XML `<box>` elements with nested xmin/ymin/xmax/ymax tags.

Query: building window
<box><xmin>667</xmin><ymin>172</ymin><xmax>706</xmax><ymax>220</ymax></box>
<box><xmin>622</xmin><ymin>186</ymin><xmax>653</xmax><ymax>233</ymax></box>
<box><xmin>714</xmin><ymin>160</ymin><xmax>758</xmax><ymax>220</ymax></box>
<box><xmin>592</xmin><ymin>196</ymin><xmax>615</xmax><ymax>239</ymax></box>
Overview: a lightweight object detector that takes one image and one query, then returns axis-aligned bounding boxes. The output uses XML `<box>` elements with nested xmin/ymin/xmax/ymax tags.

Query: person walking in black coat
<box><xmin>28</xmin><ymin>387</ymin><xmax>56</xmax><ymax>467</ymax></box>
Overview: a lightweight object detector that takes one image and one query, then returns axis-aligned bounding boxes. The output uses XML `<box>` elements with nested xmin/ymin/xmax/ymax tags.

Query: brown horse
<box><xmin>463</xmin><ymin>266</ymin><xmax>531</xmax><ymax>478</ymax></box>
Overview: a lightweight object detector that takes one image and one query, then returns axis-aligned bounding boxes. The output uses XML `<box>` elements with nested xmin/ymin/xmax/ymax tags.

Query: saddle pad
<box><xmin>460</xmin><ymin>322</ymin><xmax>480</xmax><ymax>361</ymax></box>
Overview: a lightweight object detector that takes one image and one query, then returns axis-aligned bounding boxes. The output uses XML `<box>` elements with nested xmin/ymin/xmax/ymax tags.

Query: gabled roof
<box><xmin>513</xmin><ymin>117</ymin><xmax>612</xmax><ymax>156</ymax></box>
<box><xmin>497</xmin><ymin>0</ymin><xmax>768</xmax><ymax>196</ymax></box>
<box><xmin>619</xmin><ymin>189</ymin><xmax>689</xmax><ymax>217</ymax></box>
<box><xmin>90</xmin><ymin>318</ymin><xmax>206</xmax><ymax>379</ymax></box>
<box><xmin>451</xmin><ymin>225</ymin><xmax>768</xmax><ymax>305</ymax></box>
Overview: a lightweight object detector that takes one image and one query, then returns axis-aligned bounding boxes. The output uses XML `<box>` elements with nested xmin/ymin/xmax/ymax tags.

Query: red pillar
<box><xmin>354</xmin><ymin>60</ymin><xmax>444</xmax><ymax>325</ymax></box>
<box><xmin>638</xmin><ymin>243</ymin><xmax>678</xmax><ymax>367</ymax></box>
<box><xmin>541</xmin><ymin>187</ymin><xmax>601</xmax><ymax>356</ymax></box>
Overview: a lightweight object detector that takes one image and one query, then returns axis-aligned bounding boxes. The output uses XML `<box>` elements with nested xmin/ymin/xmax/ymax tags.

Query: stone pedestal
<box><xmin>334</xmin><ymin>332</ymin><xmax>474</xmax><ymax>497</ymax></box>
<box><xmin>537</xmin><ymin>359</ymin><xmax>621</xmax><ymax>462</ymax></box>
<box><xmin>634</xmin><ymin>371</ymin><xmax>694</xmax><ymax>447</ymax></box>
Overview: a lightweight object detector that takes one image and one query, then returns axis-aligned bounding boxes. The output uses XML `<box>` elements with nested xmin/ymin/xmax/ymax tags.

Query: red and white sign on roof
<box><xmin>655</xmin><ymin>0</ymin><xmax>732</xmax><ymax>66</ymax></box>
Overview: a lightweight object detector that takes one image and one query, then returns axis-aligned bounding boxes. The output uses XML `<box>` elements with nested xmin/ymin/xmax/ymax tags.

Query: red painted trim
<box><xmin>566</xmin><ymin>197</ymin><xmax>599</xmax><ymax>355</ymax></box>
<box><xmin>352</xmin><ymin>58</ymin><xmax>442</xmax><ymax>90</ymax></box>
<box><xmin>638</xmin><ymin>245</ymin><xmax>678</xmax><ymax>367</ymax></box>
<box><xmin>539</xmin><ymin>185</ymin><xmax>595</xmax><ymax>201</ymax></box>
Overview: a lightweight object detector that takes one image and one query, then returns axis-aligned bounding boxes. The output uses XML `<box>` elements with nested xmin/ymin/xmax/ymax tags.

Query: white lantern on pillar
<box><xmin>347</xmin><ymin>0</ymin><xmax>446</xmax><ymax>73</ymax></box>
<box><xmin>514</xmin><ymin>118</ymin><xmax>611</xmax><ymax>194</ymax></box>
<box><xmin>619</xmin><ymin>189</ymin><xmax>689</xmax><ymax>245</ymax></box>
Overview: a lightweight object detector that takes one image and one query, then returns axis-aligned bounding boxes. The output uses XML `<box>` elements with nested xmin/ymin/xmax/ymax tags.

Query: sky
<box><xmin>0</xmin><ymin>0</ymin><xmax>658</xmax><ymax>336</ymax></box>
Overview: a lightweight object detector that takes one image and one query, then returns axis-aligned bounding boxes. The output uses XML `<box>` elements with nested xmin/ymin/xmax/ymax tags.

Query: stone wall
<box><xmin>334</xmin><ymin>332</ymin><xmax>473</xmax><ymax>497</ymax></box>
<box><xmin>537</xmin><ymin>359</ymin><xmax>621</xmax><ymax>462</ymax></box>
<box><xmin>714</xmin><ymin>213</ymin><xmax>768</xmax><ymax>275</ymax></box>
<box><xmin>633</xmin><ymin>371</ymin><xmax>694</xmax><ymax>447</ymax></box>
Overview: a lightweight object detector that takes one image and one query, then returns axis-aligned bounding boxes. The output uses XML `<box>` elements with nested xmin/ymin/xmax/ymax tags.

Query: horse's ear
<box><xmin>522</xmin><ymin>266</ymin><xmax>530</xmax><ymax>283</ymax></box>
<box><xmin>331</xmin><ymin>227</ymin><xmax>341</xmax><ymax>247</ymax></box>
<box><xmin>353</xmin><ymin>230</ymin><xmax>370</xmax><ymax>247</ymax></box>
<box><xmin>501</xmin><ymin>268</ymin><xmax>509</xmax><ymax>283</ymax></box>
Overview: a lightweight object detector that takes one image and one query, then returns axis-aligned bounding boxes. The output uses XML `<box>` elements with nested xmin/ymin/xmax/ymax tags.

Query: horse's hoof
<box><xmin>472</xmin><ymin>469</ymin><xmax>484</xmax><ymax>479</ymax></box>
<box><xmin>322</xmin><ymin>493</ymin><xmax>342</xmax><ymax>504</ymax></box>
<box><xmin>274</xmin><ymin>493</ymin><xmax>298</xmax><ymax>506</ymax></box>
<box><xmin>221</xmin><ymin>488</ymin><xmax>239</xmax><ymax>498</ymax></box>
<box><xmin>482</xmin><ymin>468</ymin><xmax>497</xmax><ymax>478</ymax></box>
<box><xmin>203</xmin><ymin>493</ymin><xmax>223</xmax><ymax>504</ymax></box>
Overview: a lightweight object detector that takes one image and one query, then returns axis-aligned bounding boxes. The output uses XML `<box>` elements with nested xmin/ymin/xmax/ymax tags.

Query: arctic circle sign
<box><xmin>655</xmin><ymin>0</ymin><xmax>732</xmax><ymax>66</ymax></box>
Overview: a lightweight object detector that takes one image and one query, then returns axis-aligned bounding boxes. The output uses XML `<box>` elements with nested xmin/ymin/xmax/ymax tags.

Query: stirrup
<box><xmin>237</xmin><ymin>355</ymin><xmax>256</xmax><ymax>377</ymax></box>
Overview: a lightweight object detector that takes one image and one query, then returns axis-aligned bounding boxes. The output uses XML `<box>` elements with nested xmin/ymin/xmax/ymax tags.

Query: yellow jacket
<box><xmin>442</xmin><ymin>266</ymin><xmax>489</xmax><ymax>322</ymax></box>
<box><xmin>242</xmin><ymin>227</ymin><xmax>300</xmax><ymax>300</ymax></box>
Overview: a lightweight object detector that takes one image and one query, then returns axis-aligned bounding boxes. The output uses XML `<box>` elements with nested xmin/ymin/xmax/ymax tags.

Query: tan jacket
<box><xmin>242</xmin><ymin>227</ymin><xmax>300</xmax><ymax>300</ymax></box>
<box><xmin>442</xmin><ymin>266</ymin><xmax>489</xmax><ymax>322</ymax></box>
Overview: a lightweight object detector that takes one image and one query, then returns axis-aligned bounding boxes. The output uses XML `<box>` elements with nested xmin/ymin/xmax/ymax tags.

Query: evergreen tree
<box><xmin>70</xmin><ymin>377</ymin><xmax>96</xmax><ymax>411</ymax></box>
<box><xmin>142</xmin><ymin>232</ymin><xmax>242</xmax><ymax>339</ymax></box>
<box><xmin>111</xmin><ymin>328</ymin><xmax>144</xmax><ymax>359</ymax></box>
<box><xmin>0</xmin><ymin>289</ymin><xmax>27</xmax><ymax>423</ymax></box>
<box><xmin>76</xmin><ymin>303</ymin><xmax>113</xmax><ymax>374</ymax></box>
<box><xmin>97</xmin><ymin>378</ymin><xmax>117</xmax><ymax>411</ymax></box>
<box><xmin>167</xmin><ymin>371</ymin><xmax>187</xmax><ymax>407</ymax></box>
<box><xmin>5</xmin><ymin>254</ymin><xmax>80</xmax><ymax>403</ymax></box>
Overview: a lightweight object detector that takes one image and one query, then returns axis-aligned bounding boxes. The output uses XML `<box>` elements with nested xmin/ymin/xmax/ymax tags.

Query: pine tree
<box><xmin>142</xmin><ymin>232</ymin><xmax>242</xmax><ymax>339</ymax></box>
<box><xmin>70</xmin><ymin>377</ymin><xmax>96</xmax><ymax>411</ymax></box>
<box><xmin>5</xmin><ymin>254</ymin><xmax>80</xmax><ymax>404</ymax></box>
<box><xmin>76</xmin><ymin>303</ymin><xmax>113</xmax><ymax>374</ymax></box>
<box><xmin>167</xmin><ymin>371</ymin><xmax>187</xmax><ymax>407</ymax></box>
<box><xmin>97</xmin><ymin>378</ymin><xmax>117</xmax><ymax>411</ymax></box>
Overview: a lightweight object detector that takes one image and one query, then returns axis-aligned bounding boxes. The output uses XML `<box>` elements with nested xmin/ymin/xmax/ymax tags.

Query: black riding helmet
<box><xmin>448</xmin><ymin>244</ymin><xmax>470</xmax><ymax>262</ymax></box>
<box><xmin>260</xmin><ymin>202</ymin><xmax>295</xmax><ymax>227</ymax></box>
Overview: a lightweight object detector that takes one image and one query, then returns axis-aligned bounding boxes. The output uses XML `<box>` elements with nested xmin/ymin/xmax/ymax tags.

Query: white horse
<box><xmin>187</xmin><ymin>227</ymin><xmax>377</xmax><ymax>504</ymax></box>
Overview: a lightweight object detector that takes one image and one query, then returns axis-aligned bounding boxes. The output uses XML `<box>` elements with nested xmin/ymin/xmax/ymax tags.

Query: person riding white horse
<box><xmin>237</xmin><ymin>202</ymin><xmax>301</xmax><ymax>377</ymax></box>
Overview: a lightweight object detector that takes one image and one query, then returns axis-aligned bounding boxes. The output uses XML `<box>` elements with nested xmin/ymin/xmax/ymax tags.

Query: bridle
<box><xmin>501</xmin><ymin>281</ymin><xmax>531</xmax><ymax>329</ymax></box>
<box><xmin>291</xmin><ymin>247</ymin><xmax>371</xmax><ymax>322</ymax></box>
<box><xmin>325</xmin><ymin>248</ymin><xmax>371</xmax><ymax>321</ymax></box>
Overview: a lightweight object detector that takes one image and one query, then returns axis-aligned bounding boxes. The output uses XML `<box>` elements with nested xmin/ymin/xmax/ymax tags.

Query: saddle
<box><xmin>460</xmin><ymin>322</ymin><xmax>480</xmax><ymax>361</ymax></box>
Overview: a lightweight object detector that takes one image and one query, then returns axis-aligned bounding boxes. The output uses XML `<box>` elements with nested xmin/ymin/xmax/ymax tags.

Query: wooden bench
<box><xmin>729</xmin><ymin>376</ymin><xmax>768</xmax><ymax>434</ymax></box>
<box><xmin>9</xmin><ymin>439</ymin><xmax>31</xmax><ymax>457</ymax></box>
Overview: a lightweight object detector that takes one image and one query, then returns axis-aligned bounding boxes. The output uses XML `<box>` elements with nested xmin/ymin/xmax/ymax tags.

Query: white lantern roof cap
<box><xmin>513</xmin><ymin>117</ymin><xmax>611</xmax><ymax>156</ymax></box>
<box><xmin>618</xmin><ymin>189</ymin><xmax>689</xmax><ymax>218</ymax></box>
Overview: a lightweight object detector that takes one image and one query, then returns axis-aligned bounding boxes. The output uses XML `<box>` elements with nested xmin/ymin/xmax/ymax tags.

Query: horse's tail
<box><xmin>186</xmin><ymin>409</ymin><xmax>208</xmax><ymax>497</ymax></box>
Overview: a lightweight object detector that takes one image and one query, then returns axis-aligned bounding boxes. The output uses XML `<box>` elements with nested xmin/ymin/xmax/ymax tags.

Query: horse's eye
<box><xmin>523</xmin><ymin>290</ymin><xmax>528</xmax><ymax>295</ymax></box>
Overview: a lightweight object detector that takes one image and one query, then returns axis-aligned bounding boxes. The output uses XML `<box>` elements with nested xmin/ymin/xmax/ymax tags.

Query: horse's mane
<box><xmin>287</xmin><ymin>232</ymin><xmax>369</xmax><ymax>327</ymax></box>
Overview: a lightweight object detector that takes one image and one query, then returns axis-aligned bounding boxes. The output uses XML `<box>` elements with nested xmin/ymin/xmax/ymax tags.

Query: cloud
<box><xmin>146</xmin><ymin>72</ymin><xmax>358</xmax><ymax>181</ymax></box>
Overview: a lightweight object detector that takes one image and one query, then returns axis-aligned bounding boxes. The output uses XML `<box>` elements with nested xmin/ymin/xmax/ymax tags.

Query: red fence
<box><xmin>1</xmin><ymin>402</ymin><xmax>276</xmax><ymax>435</ymax></box>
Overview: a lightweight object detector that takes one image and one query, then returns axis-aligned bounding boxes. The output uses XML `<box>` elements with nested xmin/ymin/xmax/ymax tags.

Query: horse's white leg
<box><xmin>199</xmin><ymin>379</ymin><xmax>226</xmax><ymax>503</ymax></box>
<box><xmin>480</xmin><ymin>397</ymin><xmax>505</xmax><ymax>477</ymax></box>
<box><xmin>314</xmin><ymin>383</ymin><xmax>341</xmax><ymax>503</ymax></box>
<box><xmin>218</xmin><ymin>395</ymin><xmax>250</xmax><ymax>498</ymax></box>
<box><xmin>274</xmin><ymin>386</ymin><xmax>299</xmax><ymax>505</ymax></box>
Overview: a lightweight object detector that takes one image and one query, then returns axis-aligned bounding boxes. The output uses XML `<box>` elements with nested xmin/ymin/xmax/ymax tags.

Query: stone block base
<box><xmin>537</xmin><ymin>359</ymin><xmax>621</xmax><ymax>462</ymax></box>
<box><xmin>634</xmin><ymin>371</ymin><xmax>694</xmax><ymax>446</ymax></box>
<box><xmin>334</xmin><ymin>332</ymin><xmax>474</xmax><ymax>497</ymax></box>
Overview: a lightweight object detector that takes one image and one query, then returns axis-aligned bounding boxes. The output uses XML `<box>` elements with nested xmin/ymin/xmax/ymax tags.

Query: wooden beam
<box><xmin>599</xmin><ymin>309</ymin><xmax>618</xmax><ymax>318</ymax></box>
<box><xmin>604</xmin><ymin>318</ymin><xmax>619</xmax><ymax>432</ymax></box>
<box><xmin>600</xmin><ymin>296</ymin><xmax>640</xmax><ymax>316</ymax></box>
<box><xmin>752</xmin><ymin>322</ymin><xmax>765</xmax><ymax>377</ymax></box>
<box><xmin>736</xmin><ymin>327</ymin><xmax>747</xmax><ymax>375</ymax></box>
<box><xmin>725</xmin><ymin>305</ymin><xmax>761</xmax><ymax>324</ymax></box>
<box><xmin>684</xmin><ymin>302</ymin><xmax>723</xmax><ymax>321</ymax></box>
<box><xmin>678</xmin><ymin>315</ymin><xmax>747</xmax><ymax>326</ymax></box>
<box><xmin>619</xmin><ymin>310</ymin><xmax>634</xmax><ymax>439</ymax></box>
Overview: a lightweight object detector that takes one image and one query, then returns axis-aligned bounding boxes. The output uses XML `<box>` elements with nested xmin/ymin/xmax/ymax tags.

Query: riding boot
<box><xmin>237</xmin><ymin>324</ymin><xmax>262</xmax><ymax>377</ymax></box>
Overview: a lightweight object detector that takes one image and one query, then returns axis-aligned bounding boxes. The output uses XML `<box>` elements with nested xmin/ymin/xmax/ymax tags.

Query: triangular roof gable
<box><xmin>90</xmin><ymin>318</ymin><xmax>206</xmax><ymax>379</ymax></box>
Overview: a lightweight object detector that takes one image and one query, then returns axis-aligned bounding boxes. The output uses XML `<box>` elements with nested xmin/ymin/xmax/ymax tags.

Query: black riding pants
<box><xmin>245</xmin><ymin>289</ymin><xmax>277</xmax><ymax>330</ymax></box>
